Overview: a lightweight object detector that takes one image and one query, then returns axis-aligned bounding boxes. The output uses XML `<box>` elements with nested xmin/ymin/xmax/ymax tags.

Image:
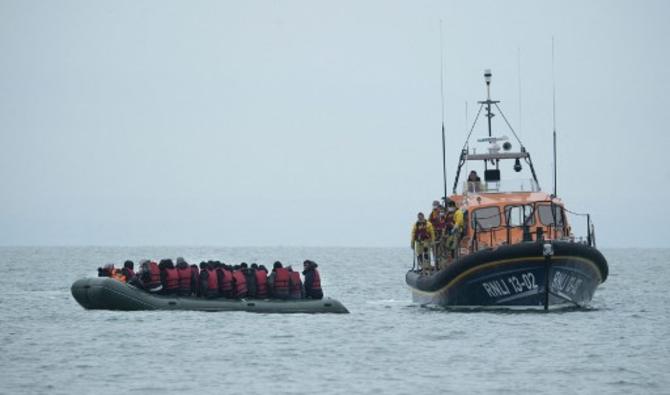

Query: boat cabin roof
<box><xmin>450</xmin><ymin>191</ymin><xmax>562</xmax><ymax>209</ymax></box>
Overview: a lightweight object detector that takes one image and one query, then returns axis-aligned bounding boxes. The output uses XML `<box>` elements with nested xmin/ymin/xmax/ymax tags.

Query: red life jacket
<box><xmin>312</xmin><ymin>269</ymin><xmax>322</xmax><ymax>291</ymax></box>
<box><xmin>220</xmin><ymin>270</ymin><xmax>234</xmax><ymax>293</ymax></box>
<box><xmin>255</xmin><ymin>270</ymin><xmax>268</xmax><ymax>298</ymax></box>
<box><xmin>164</xmin><ymin>267</ymin><xmax>179</xmax><ymax>291</ymax></box>
<box><xmin>206</xmin><ymin>268</ymin><xmax>218</xmax><ymax>292</ymax></box>
<box><xmin>177</xmin><ymin>267</ymin><xmax>192</xmax><ymax>293</ymax></box>
<box><xmin>273</xmin><ymin>267</ymin><xmax>290</xmax><ymax>296</ymax></box>
<box><xmin>147</xmin><ymin>261</ymin><xmax>161</xmax><ymax>288</ymax></box>
<box><xmin>289</xmin><ymin>271</ymin><xmax>302</xmax><ymax>298</ymax></box>
<box><xmin>232</xmin><ymin>270</ymin><xmax>247</xmax><ymax>298</ymax></box>
<box><xmin>415</xmin><ymin>221</ymin><xmax>431</xmax><ymax>241</ymax></box>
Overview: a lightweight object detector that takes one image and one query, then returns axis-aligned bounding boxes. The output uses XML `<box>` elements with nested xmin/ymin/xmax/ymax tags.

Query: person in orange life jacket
<box><xmin>121</xmin><ymin>260</ymin><xmax>135</xmax><ymax>282</ymax></box>
<box><xmin>242</xmin><ymin>263</ymin><xmax>257</xmax><ymax>298</ymax></box>
<box><xmin>411</xmin><ymin>212</ymin><xmax>436</xmax><ymax>272</ymax></box>
<box><xmin>199</xmin><ymin>261</ymin><xmax>219</xmax><ymax>299</ymax></box>
<box><xmin>445</xmin><ymin>200</ymin><xmax>461</xmax><ymax>260</ymax></box>
<box><xmin>97</xmin><ymin>263</ymin><xmax>114</xmax><ymax>278</ymax></box>
<box><xmin>254</xmin><ymin>264</ymin><xmax>269</xmax><ymax>299</ymax></box>
<box><xmin>190</xmin><ymin>264</ymin><xmax>200</xmax><ymax>297</ymax></box>
<box><xmin>302</xmin><ymin>260</ymin><xmax>323</xmax><ymax>300</ymax></box>
<box><xmin>137</xmin><ymin>259</ymin><xmax>162</xmax><ymax>292</ymax></box>
<box><xmin>268</xmin><ymin>261</ymin><xmax>290</xmax><ymax>300</ymax></box>
<box><xmin>100</xmin><ymin>263</ymin><xmax>127</xmax><ymax>282</ymax></box>
<box><xmin>231</xmin><ymin>265</ymin><xmax>248</xmax><ymax>298</ymax></box>
<box><xmin>175</xmin><ymin>257</ymin><xmax>193</xmax><ymax>296</ymax></box>
<box><xmin>287</xmin><ymin>266</ymin><xmax>304</xmax><ymax>299</ymax></box>
<box><xmin>112</xmin><ymin>267</ymin><xmax>127</xmax><ymax>282</ymax></box>
<box><xmin>429</xmin><ymin>200</ymin><xmax>445</xmax><ymax>233</ymax></box>
<box><xmin>158</xmin><ymin>259</ymin><xmax>179</xmax><ymax>295</ymax></box>
<box><xmin>218</xmin><ymin>264</ymin><xmax>235</xmax><ymax>299</ymax></box>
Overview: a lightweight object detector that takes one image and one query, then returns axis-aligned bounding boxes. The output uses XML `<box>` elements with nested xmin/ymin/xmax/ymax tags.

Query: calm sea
<box><xmin>0</xmin><ymin>247</ymin><xmax>667</xmax><ymax>394</ymax></box>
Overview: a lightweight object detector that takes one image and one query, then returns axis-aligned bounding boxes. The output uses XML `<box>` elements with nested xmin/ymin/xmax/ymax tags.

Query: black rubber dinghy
<box><xmin>72</xmin><ymin>278</ymin><xmax>349</xmax><ymax>314</ymax></box>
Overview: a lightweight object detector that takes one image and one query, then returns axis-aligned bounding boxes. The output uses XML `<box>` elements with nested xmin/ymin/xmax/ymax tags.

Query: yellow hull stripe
<box><xmin>409</xmin><ymin>255</ymin><xmax>603</xmax><ymax>297</ymax></box>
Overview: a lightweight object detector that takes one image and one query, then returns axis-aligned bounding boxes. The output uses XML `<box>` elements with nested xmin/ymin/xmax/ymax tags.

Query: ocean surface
<box><xmin>0</xmin><ymin>247</ymin><xmax>668</xmax><ymax>394</ymax></box>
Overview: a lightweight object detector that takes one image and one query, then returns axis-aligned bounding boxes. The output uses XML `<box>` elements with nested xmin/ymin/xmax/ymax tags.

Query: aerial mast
<box><xmin>552</xmin><ymin>37</ymin><xmax>558</xmax><ymax>197</ymax></box>
<box><xmin>439</xmin><ymin>20</ymin><xmax>447</xmax><ymax>203</ymax></box>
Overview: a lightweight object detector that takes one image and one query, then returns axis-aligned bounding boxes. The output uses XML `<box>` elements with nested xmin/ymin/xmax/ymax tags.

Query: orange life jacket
<box><xmin>146</xmin><ymin>261</ymin><xmax>161</xmax><ymax>289</ymax></box>
<box><xmin>206</xmin><ymin>268</ymin><xmax>218</xmax><ymax>293</ymax></box>
<box><xmin>177</xmin><ymin>267</ymin><xmax>192</xmax><ymax>293</ymax></box>
<box><xmin>415</xmin><ymin>221</ymin><xmax>431</xmax><ymax>241</ymax></box>
<box><xmin>112</xmin><ymin>269</ymin><xmax>126</xmax><ymax>283</ymax></box>
<box><xmin>273</xmin><ymin>268</ymin><xmax>290</xmax><ymax>297</ymax></box>
<box><xmin>232</xmin><ymin>270</ymin><xmax>247</xmax><ymax>298</ymax></box>
<box><xmin>289</xmin><ymin>271</ymin><xmax>303</xmax><ymax>299</ymax></box>
<box><xmin>255</xmin><ymin>270</ymin><xmax>268</xmax><ymax>298</ymax></box>
<box><xmin>163</xmin><ymin>267</ymin><xmax>179</xmax><ymax>291</ymax></box>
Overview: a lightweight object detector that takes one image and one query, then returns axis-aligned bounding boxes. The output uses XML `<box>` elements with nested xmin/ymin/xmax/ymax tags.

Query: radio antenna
<box><xmin>552</xmin><ymin>37</ymin><xmax>558</xmax><ymax>197</ymax></box>
<box><xmin>440</xmin><ymin>20</ymin><xmax>447</xmax><ymax>203</ymax></box>
<box><xmin>517</xmin><ymin>47</ymin><xmax>522</xmax><ymax>136</ymax></box>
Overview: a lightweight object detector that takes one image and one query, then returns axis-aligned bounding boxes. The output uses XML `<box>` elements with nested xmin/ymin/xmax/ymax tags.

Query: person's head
<box><xmin>251</xmin><ymin>263</ymin><xmax>258</xmax><ymax>269</ymax></box>
<box><xmin>176</xmin><ymin>257</ymin><xmax>187</xmax><ymax>266</ymax></box>
<box><xmin>123</xmin><ymin>260</ymin><xmax>134</xmax><ymax>270</ymax></box>
<box><xmin>432</xmin><ymin>200</ymin><xmax>440</xmax><ymax>209</ymax></box>
<box><xmin>273</xmin><ymin>261</ymin><xmax>283</xmax><ymax>269</ymax></box>
<box><xmin>417</xmin><ymin>212</ymin><xmax>425</xmax><ymax>222</ymax></box>
<box><xmin>468</xmin><ymin>170</ymin><xmax>479</xmax><ymax>181</ymax></box>
<box><xmin>139</xmin><ymin>259</ymin><xmax>150</xmax><ymax>269</ymax></box>
<box><xmin>287</xmin><ymin>266</ymin><xmax>293</xmax><ymax>272</ymax></box>
<box><xmin>199</xmin><ymin>261</ymin><xmax>207</xmax><ymax>270</ymax></box>
<box><xmin>259</xmin><ymin>265</ymin><xmax>268</xmax><ymax>272</ymax></box>
<box><xmin>240</xmin><ymin>262</ymin><xmax>248</xmax><ymax>269</ymax></box>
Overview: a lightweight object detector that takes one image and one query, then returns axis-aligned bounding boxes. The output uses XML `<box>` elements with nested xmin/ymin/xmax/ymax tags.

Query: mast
<box><xmin>439</xmin><ymin>20</ymin><xmax>447</xmax><ymax>203</ymax></box>
<box><xmin>479</xmin><ymin>70</ymin><xmax>499</xmax><ymax>138</ymax></box>
<box><xmin>552</xmin><ymin>37</ymin><xmax>558</xmax><ymax>197</ymax></box>
<box><xmin>485</xmin><ymin>69</ymin><xmax>493</xmax><ymax>137</ymax></box>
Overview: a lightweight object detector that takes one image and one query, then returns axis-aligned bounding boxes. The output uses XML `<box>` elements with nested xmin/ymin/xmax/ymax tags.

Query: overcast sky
<box><xmin>1</xmin><ymin>0</ymin><xmax>668</xmax><ymax>247</ymax></box>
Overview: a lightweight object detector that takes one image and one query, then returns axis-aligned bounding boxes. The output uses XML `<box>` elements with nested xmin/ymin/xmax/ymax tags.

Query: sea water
<box><xmin>0</xmin><ymin>247</ymin><xmax>668</xmax><ymax>394</ymax></box>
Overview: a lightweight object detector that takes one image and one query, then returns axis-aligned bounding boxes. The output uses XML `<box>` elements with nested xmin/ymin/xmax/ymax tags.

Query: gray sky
<box><xmin>1</xmin><ymin>0</ymin><xmax>668</xmax><ymax>247</ymax></box>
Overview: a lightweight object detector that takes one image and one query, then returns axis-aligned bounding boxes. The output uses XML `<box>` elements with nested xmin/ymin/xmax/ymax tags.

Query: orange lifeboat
<box><xmin>406</xmin><ymin>70</ymin><xmax>608</xmax><ymax>310</ymax></box>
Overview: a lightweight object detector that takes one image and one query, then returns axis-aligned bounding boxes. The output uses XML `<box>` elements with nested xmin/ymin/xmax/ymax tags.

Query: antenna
<box><xmin>552</xmin><ymin>37</ymin><xmax>557</xmax><ymax>197</ymax></box>
<box><xmin>440</xmin><ymin>20</ymin><xmax>447</xmax><ymax>203</ymax></box>
<box><xmin>517</xmin><ymin>47</ymin><xmax>522</xmax><ymax>136</ymax></box>
<box><xmin>465</xmin><ymin>101</ymin><xmax>468</xmax><ymax>134</ymax></box>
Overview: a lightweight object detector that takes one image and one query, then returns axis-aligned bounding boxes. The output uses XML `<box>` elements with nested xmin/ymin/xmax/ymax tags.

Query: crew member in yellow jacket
<box><xmin>446</xmin><ymin>202</ymin><xmax>465</xmax><ymax>261</ymax></box>
<box><xmin>411</xmin><ymin>212</ymin><xmax>435</xmax><ymax>272</ymax></box>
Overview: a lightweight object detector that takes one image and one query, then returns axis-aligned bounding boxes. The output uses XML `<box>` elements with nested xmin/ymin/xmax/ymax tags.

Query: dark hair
<box><xmin>240</xmin><ymin>262</ymin><xmax>248</xmax><ymax>268</ymax></box>
<box><xmin>273</xmin><ymin>261</ymin><xmax>282</xmax><ymax>269</ymax></box>
<box><xmin>124</xmin><ymin>260</ymin><xmax>134</xmax><ymax>269</ymax></box>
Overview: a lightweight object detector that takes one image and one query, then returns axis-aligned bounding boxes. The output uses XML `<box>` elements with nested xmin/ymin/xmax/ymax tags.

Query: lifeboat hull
<box><xmin>405</xmin><ymin>241</ymin><xmax>608</xmax><ymax>310</ymax></box>
<box><xmin>71</xmin><ymin>277</ymin><xmax>348</xmax><ymax>314</ymax></box>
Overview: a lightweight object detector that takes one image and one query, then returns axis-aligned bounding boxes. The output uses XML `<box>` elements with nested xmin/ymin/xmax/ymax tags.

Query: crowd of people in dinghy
<box><xmin>97</xmin><ymin>258</ymin><xmax>323</xmax><ymax>300</ymax></box>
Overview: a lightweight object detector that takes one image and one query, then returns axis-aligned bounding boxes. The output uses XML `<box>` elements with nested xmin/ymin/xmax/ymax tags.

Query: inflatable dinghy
<box><xmin>71</xmin><ymin>277</ymin><xmax>349</xmax><ymax>314</ymax></box>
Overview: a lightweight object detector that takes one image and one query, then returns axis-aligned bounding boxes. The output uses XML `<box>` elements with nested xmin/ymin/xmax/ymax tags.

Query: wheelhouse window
<box><xmin>471</xmin><ymin>206</ymin><xmax>501</xmax><ymax>230</ymax></box>
<box><xmin>537</xmin><ymin>204</ymin><xmax>564</xmax><ymax>226</ymax></box>
<box><xmin>505</xmin><ymin>205</ymin><xmax>535</xmax><ymax>227</ymax></box>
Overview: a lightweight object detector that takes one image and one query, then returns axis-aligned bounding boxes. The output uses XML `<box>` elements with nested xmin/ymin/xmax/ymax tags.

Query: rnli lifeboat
<box><xmin>406</xmin><ymin>70</ymin><xmax>608</xmax><ymax>310</ymax></box>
